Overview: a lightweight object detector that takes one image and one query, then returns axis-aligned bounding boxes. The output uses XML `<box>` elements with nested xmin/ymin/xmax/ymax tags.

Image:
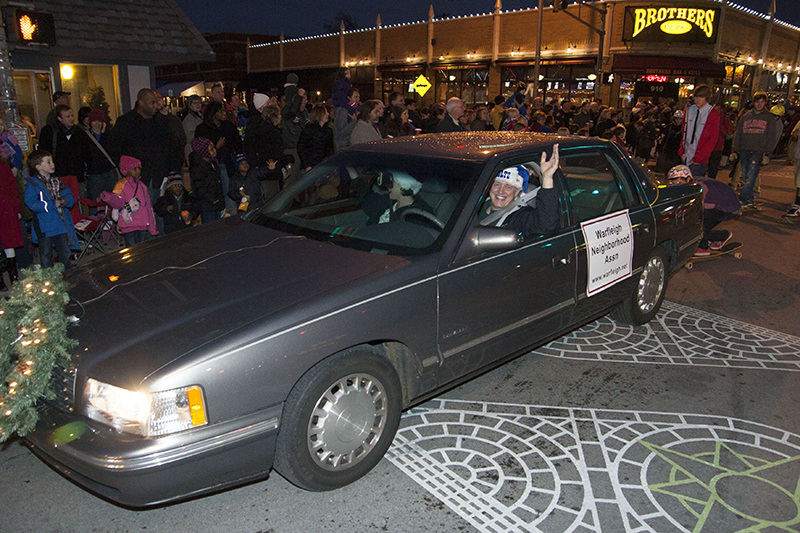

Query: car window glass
<box><xmin>602</xmin><ymin>151</ymin><xmax>639</xmax><ymax>206</ymax></box>
<box><xmin>249</xmin><ymin>152</ymin><xmax>480</xmax><ymax>256</ymax></box>
<box><xmin>560</xmin><ymin>149</ymin><xmax>629</xmax><ymax>223</ymax></box>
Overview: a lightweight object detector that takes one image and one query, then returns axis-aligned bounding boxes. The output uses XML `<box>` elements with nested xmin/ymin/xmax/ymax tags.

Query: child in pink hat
<box><xmin>101</xmin><ymin>155</ymin><xmax>158</xmax><ymax>245</ymax></box>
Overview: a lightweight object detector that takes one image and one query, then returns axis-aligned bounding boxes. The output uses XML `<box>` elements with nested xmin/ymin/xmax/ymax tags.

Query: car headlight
<box><xmin>84</xmin><ymin>379</ymin><xmax>208</xmax><ymax>437</ymax></box>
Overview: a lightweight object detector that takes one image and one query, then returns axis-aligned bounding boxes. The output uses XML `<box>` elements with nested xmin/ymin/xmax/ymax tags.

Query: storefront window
<box><xmin>13</xmin><ymin>71</ymin><xmax>52</xmax><ymax>136</ymax></box>
<box><xmin>501</xmin><ymin>63</ymin><xmax>595</xmax><ymax>103</ymax></box>
<box><xmin>433</xmin><ymin>67</ymin><xmax>489</xmax><ymax>105</ymax></box>
<box><xmin>59</xmin><ymin>64</ymin><xmax>121</xmax><ymax>122</ymax></box>
<box><xmin>379</xmin><ymin>68</ymin><xmax>422</xmax><ymax>103</ymax></box>
<box><xmin>733</xmin><ymin>65</ymin><xmax>746</xmax><ymax>85</ymax></box>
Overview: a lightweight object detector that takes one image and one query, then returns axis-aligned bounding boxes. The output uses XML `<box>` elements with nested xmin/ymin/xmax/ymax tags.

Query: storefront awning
<box><xmin>612</xmin><ymin>55</ymin><xmax>726</xmax><ymax>78</ymax></box>
<box><xmin>155</xmin><ymin>81</ymin><xmax>203</xmax><ymax>97</ymax></box>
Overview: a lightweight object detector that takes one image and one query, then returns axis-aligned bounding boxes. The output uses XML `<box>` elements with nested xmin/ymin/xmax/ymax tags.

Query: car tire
<box><xmin>273</xmin><ymin>347</ymin><xmax>402</xmax><ymax>491</ymax></box>
<box><xmin>611</xmin><ymin>246</ymin><xmax>668</xmax><ymax>326</ymax></box>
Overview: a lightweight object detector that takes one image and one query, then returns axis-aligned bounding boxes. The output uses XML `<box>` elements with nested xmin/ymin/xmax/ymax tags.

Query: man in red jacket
<box><xmin>707</xmin><ymin>102</ymin><xmax>730</xmax><ymax>179</ymax></box>
<box><xmin>679</xmin><ymin>84</ymin><xmax>720</xmax><ymax>178</ymax></box>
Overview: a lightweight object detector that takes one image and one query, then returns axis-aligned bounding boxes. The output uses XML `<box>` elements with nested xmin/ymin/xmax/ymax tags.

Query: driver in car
<box><xmin>371</xmin><ymin>172</ymin><xmax>434</xmax><ymax>224</ymax></box>
<box><xmin>479</xmin><ymin>144</ymin><xmax>560</xmax><ymax>239</ymax></box>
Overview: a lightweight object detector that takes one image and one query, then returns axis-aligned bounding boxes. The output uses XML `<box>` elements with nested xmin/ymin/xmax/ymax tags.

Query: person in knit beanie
<box><xmin>100</xmin><ymin>155</ymin><xmax>158</xmax><ymax>245</ymax></box>
<box><xmin>189</xmin><ymin>136</ymin><xmax>224</xmax><ymax>223</ymax></box>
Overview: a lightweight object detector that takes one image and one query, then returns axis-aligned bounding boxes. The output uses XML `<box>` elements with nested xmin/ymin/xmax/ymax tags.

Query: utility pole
<box><xmin>551</xmin><ymin>0</ymin><xmax>607</xmax><ymax>100</ymax></box>
<box><xmin>0</xmin><ymin>13</ymin><xmax>20</xmax><ymax>124</ymax></box>
<box><xmin>534</xmin><ymin>0</ymin><xmax>543</xmax><ymax>100</ymax></box>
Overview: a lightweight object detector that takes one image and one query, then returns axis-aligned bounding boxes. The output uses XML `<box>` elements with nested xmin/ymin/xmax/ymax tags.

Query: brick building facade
<box><xmin>243</xmin><ymin>0</ymin><xmax>800</xmax><ymax>110</ymax></box>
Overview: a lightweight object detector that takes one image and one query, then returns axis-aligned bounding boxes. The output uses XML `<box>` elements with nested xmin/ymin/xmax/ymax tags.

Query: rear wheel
<box><xmin>611</xmin><ymin>247</ymin><xmax>668</xmax><ymax>325</ymax></box>
<box><xmin>273</xmin><ymin>347</ymin><xmax>402</xmax><ymax>491</ymax></box>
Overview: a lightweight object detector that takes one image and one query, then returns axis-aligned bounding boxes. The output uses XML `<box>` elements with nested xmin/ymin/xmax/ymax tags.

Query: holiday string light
<box><xmin>0</xmin><ymin>265</ymin><xmax>76</xmax><ymax>441</ymax></box>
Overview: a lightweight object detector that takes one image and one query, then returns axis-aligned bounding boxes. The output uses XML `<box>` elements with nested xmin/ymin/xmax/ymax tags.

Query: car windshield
<box><xmin>247</xmin><ymin>151</ymin><xmax>481</xmax><ymax>255</ymax></box>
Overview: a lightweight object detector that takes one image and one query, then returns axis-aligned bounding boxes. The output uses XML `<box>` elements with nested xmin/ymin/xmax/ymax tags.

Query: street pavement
<box><xmin>1</xmin><ymin>159</ymin><xmax>799</xmax><ymax>533</ymax></box>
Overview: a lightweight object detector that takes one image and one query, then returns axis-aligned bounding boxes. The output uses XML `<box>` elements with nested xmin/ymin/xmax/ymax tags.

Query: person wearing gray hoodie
<box><xmin>732</xmin><ymin>92</ymin><xmax>778</xmax><ymax>207</ymax></box>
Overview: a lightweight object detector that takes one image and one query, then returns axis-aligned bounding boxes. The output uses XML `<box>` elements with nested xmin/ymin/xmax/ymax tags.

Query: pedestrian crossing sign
<box><xmin>413</xmin><ymin>75</ymin><xmax>431</xmax><ymax>97</ymax></box>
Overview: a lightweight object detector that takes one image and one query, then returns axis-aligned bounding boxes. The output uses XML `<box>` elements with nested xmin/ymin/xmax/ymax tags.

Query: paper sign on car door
<box><xmin>581</xmin><ymin>210</ymin><xmax>634</xmax><ymax>297</ymax></box>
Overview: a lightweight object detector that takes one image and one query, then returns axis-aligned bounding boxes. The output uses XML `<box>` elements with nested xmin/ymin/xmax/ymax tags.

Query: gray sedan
<box><xmin>27</xmin><ymin>132</ymin><xmax>702</xmax><ymax>507</ymax></box>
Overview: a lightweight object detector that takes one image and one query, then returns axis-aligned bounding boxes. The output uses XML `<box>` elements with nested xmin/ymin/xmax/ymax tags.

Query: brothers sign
<box><xmin>623</xmin><ymin>6</ymin><xmax>719</xmax><ymax>44</ymax></box>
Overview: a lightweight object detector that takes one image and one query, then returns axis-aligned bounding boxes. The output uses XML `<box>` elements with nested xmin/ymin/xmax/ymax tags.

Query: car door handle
<box><xmin>552</xmin><ymin>255</ymin><xmax>570</xmax><ymax>269</ymax></box>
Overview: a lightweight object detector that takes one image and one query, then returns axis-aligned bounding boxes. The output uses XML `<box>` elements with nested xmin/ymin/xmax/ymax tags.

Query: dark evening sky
<box><xmin>174</xmin><ymin>0</ymin><xmax>800</xmax><ymax>39</ymax></box>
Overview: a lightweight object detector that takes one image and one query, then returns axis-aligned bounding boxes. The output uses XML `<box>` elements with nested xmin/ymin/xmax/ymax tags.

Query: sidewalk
<box><xmin>666</xmin><ymin>157</ymin><xmax>800</xmax><ymax>336</ymax></box>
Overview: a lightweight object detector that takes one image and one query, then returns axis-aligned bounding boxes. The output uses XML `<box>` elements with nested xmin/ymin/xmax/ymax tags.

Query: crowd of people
<box><xmin>1</xmin><ymin>71</ymin><xmax>799</xmax><ymax>285</ymax></box>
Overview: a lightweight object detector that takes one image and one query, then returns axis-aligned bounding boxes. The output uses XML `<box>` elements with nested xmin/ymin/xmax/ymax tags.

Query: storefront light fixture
<box><xmin>778</xmin><ymin>63</ymin><xmax>783</xmax><ymax>68</ymax></box>
<box><xmin>60</xmin><ymin>64</ymin><xmax>74</xmax><ymax>80</ymax></box>
<box><xmin>588</xmin><ymin>73</ymin><xmax>597</xmax><ymax>81</ymax></box>
<box><xmin>757</xmin><ymin>58</ymin><xmax>763</xmax><ymax>63</ymax></box>
<box><xmin>748</xmin><ymin>56</ymin><xmax>753</xmax><ymax>62</ymax></box>
<box><xmin>538</xmin><ymin>74</ymin><xmax>544</xmax><ymax>81</ymax></box>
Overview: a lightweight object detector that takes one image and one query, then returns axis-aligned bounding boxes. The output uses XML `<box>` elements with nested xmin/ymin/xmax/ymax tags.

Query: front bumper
<box><xmin>25</xmin><ymin>404</ymin><xmax>282</xmax><ymax>508</ymax></box>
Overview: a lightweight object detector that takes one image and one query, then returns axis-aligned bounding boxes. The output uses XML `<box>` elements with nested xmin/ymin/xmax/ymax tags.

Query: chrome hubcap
<box><xmin>307</xmin><ymin>373</ymin><xmax>388</xmax><ymax>471</ymax></box>
<box><xmin>637</xmin><ymin>255</ymin><xmax>665</xmax><ymax>313</ymax></box>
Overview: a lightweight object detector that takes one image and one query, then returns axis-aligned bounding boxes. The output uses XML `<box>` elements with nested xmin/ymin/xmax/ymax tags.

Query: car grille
<box><xmin>43</xmin><ymin>365</ymin><xmax>76</xmax><ymax>413</ymax></box>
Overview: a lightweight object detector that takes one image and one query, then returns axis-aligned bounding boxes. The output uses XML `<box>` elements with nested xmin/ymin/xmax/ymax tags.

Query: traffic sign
<box><xmin>413</xmin><ymin>75</ymin><xmax>431</xmax><ymax>97</ymax></box>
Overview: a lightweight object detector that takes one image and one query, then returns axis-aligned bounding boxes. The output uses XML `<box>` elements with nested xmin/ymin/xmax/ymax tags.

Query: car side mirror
<box><xmin>457</xmin><ymin>226</ymin><xmax>523</xmax><ymax>262</ymax></box>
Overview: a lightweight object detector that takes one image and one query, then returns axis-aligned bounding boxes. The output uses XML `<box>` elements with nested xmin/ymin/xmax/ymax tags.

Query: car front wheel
<box><xmin>611</xmin><ymin>246</ymin><xmax>668</xmax><ymax>325</ymax></box>
<box><xmin>273</xmin><ymin>347</ymin><xmax>402</xmax><ymax>491</ymax></box>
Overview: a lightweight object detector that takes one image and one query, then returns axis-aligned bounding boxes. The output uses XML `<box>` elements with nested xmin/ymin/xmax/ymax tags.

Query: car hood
<box><xmin>65</xmin><ymin>217</ymin><xmax>410</xmax><ymax>386</ymax></box>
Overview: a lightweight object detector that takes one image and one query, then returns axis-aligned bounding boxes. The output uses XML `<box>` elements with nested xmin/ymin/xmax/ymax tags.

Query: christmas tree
<box><xmin>86</xmin><ymin>85</ymin><xmax>111</xmax><ymax>120</ymax></box>
<box><xmin>0</xmin><ymin>265</ymin><xmax>76</xmax><ymax>442</ymax></box>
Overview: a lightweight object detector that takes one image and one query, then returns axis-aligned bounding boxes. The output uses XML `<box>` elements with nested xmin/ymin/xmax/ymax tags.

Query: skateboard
<box><xmin>685</xmin><ymin>242</ymin><xmax>743</xmax><ymax>270</ymax></box>
<box><xmin>740</xmin><ymin>202</ymin><xmax>763</xmax><ymax>212</ymax></box>
<box><xmin>781</xmin><ymin>215</ymin><xmax>799</xmax><ymax>225</ymax></box>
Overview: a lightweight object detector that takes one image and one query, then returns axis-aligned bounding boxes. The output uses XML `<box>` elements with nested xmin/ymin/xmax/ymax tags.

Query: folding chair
<box><xmin>73</xmin><ymin>198</ymin><xmax>112</xmax><ymax>264</ymax></box>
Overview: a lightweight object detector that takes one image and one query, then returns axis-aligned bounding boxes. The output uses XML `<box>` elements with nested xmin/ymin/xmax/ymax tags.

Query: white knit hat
<box><xmin>252</xmin><ymin>93</ymin><xmax>269</xmax><ymax>110</ymax></box>
<box><xmin>391</xmin><ymin>172</ymin><xmax>422</xmax><ymax>195</ymax></box>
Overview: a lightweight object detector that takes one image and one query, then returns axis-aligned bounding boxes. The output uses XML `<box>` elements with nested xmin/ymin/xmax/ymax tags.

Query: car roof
<box><xmin>345</xmin><ymin>132</ymin><xmax>608</xmax><ymax>162</ymax></box>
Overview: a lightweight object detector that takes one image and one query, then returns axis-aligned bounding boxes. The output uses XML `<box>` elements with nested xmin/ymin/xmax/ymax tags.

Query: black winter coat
<box><xmin>188</xmin><ymin>152</ymin><xmax>223</xmax><ymax>212</ymax></box>
<box><xmin>83</xmin><ymin>129</ymin><xmax>116</xmax><ymax>175</ymax></box>
<box><xmin>195</xmin><ymin>120</ymin><xmax>241</xmax><ymax>168</ymax></box>
<box><xmin>297</xmin><ymin>123</ymin><xmax>334</xmax><ymax>169</ymax></box>
<box><xmin>108</xmin><ymin>110</ymin><xmax>182</xmax><ymax>188</ymax></box>
<box><xmin>243</xmin><ymin>114</ymin><xmax>285</xmax><ymax>168</ymax></box>
<box><xmin>227</xmin><ymin>166</ymin><xmax>279</xmax><ymax>213</ymax></box>
<box><xmin>153</xmin><ymin>190</ymin><xmax>197</xmax><ymax>234</ymax></box>
<box><xmin>38</xmin><ymin>124</ymin><xmax>92</xmax><ymax>180</ymax></box>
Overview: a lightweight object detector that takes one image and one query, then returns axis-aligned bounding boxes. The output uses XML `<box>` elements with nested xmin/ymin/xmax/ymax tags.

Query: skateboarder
<box><xmin>668</xmin><ymin>165</ymin><xmax>740</xmax><ymax>256</ymax></box>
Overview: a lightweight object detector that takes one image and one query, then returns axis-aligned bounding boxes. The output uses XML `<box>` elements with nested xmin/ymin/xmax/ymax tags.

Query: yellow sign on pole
<box><xmin>413</xmin><ymin>75</ymin><xmax>431</xmax><ymax>97</ymax></box>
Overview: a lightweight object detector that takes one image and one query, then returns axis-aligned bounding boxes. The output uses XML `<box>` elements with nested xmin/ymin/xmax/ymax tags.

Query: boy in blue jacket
<box><xmin>24</xmin><ymin>149</ymin><xmax>80</xmax><ymax>271</ymax></box>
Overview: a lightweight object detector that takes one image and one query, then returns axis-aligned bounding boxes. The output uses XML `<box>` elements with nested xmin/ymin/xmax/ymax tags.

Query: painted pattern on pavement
<box><xmin>386</xmin><ymin>303</ymin><xmax>800</xmax><ymax>532</ymax></box>
<box><xmin>536</xmin><ymin>301</ymin><xmax>800</xmax><ymax>371</ymax></box>
<box><xmin>387</xmin><ymin>401</ymin><xmax>800</xmax><ymax>533</ymax></box>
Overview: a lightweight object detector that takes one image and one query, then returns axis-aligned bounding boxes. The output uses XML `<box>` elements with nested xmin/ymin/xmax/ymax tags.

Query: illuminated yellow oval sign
<box><xmin>660</xmin><ymin>20</ymin><xmax>692</xmax><ymax>35</ymax></box>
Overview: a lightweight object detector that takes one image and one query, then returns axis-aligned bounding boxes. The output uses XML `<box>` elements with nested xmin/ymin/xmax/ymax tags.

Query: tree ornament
<box><xmin>0</xmin><ymin>265</ymin><xmax>76</xmax><ymax>442</ymax></box>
